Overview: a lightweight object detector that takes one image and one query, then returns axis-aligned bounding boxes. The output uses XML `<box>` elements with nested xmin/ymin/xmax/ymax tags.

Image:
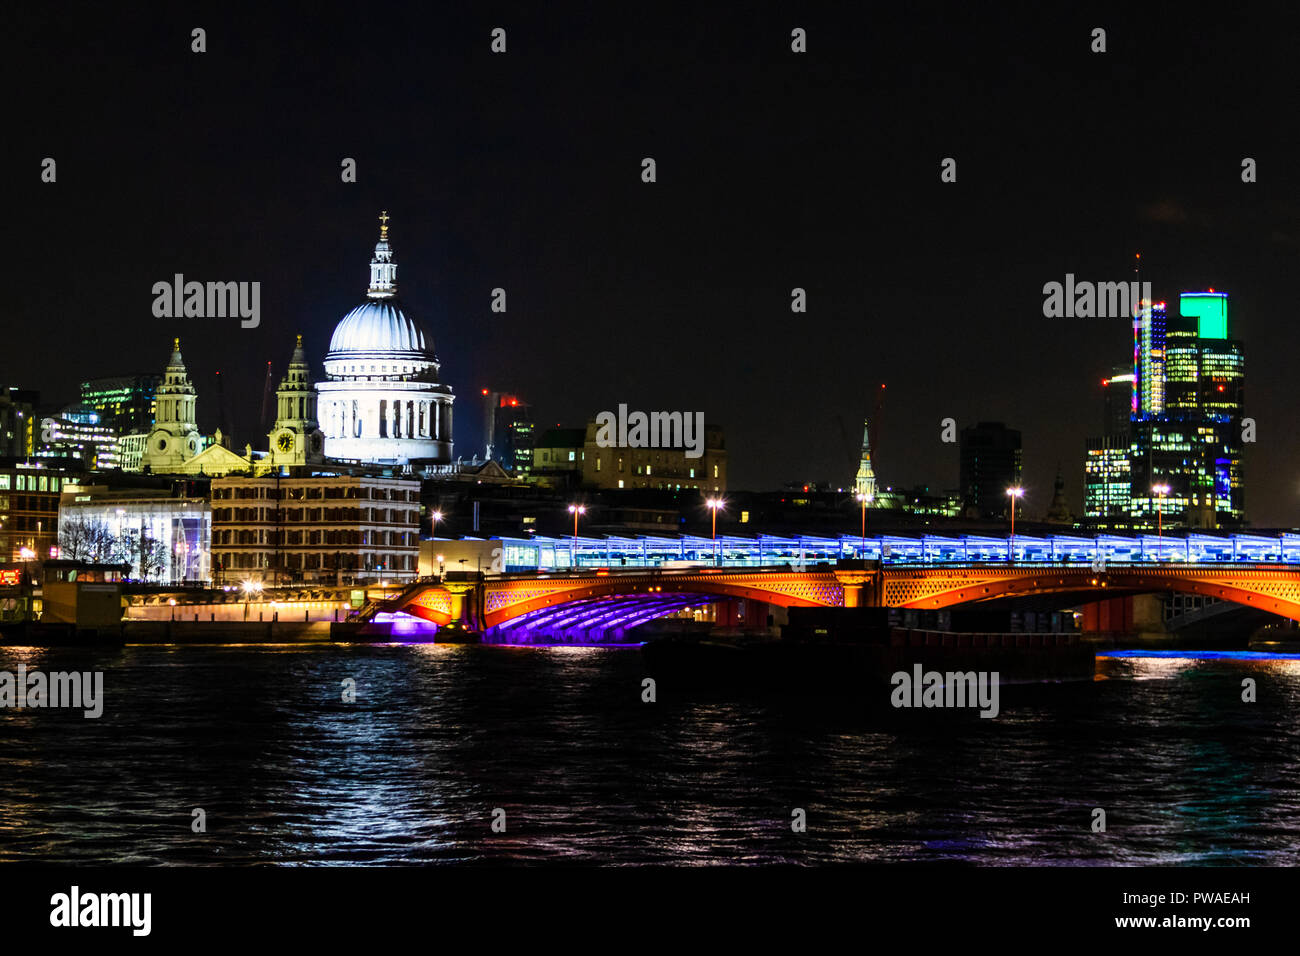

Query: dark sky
<box><xmin>7</xmin><ymin>3</ymin><xmax>1300</xmax><ymax>524</ymax></box>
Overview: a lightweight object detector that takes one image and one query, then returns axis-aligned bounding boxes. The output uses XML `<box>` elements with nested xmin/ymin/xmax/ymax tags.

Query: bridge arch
<box><xmin>885</xmin><ymin>566</ymin><xmax>1300</xmax><ymax>622</ymax></box>
<box><xmin>391</xmin><ymin>569</ymin><xmax>846</xmax><ymax>633</ymax></box>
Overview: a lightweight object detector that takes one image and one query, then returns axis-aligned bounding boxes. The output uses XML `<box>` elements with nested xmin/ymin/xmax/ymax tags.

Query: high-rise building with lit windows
<box><xmin>1086</xmin><ymin>289</ymin><xmax>1245</xmax><ymax>529</ymax></box>
<box><xmin>1084</xmin><ymin>371</ymin><xmax>1133</xmax><ymax>524</ymax></box>
<box><xmin>482</xmin><ymin>391</ymin><xmax>535</xmax><ymax>477</ymax></box>
<box><xmin>79</xmin><ymin>375</ymin><xmax>160</xmax><ymax>434</ymax></box>
<box><xmin>1132</xmin><ymin>300</ymin><xmax>1166</xmax><ymax>417</ymax></box>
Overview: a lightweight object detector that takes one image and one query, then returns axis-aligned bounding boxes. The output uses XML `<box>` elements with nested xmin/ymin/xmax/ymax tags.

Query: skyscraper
<box><xmin>1088</xmin><ymin>289</ymin><xmax>1245</xmax><ymax>529</ymax></box>
<box><xmin>1132</xmin><ymin>300</ymin><xmax>1166</xmax><ymax>417</ymax></box>
<box><xmin>1102</xmin><ymin>371</ymin><xmax>1134</xmax><ymax>438</ymax></box>
<box><xmin>482</xmin><ymin>392</ymin><xmax>534</xmax><ymax>477</ymax></box>
<box><xmin>959</xmin><ymin>422</ymin><xmax>1022</xmax><ymax>519</ymax></box>
<box><xmin>1084</xmin><ymin>371</ymin><xmax>1133</xmax><ymax>524</ymax></box>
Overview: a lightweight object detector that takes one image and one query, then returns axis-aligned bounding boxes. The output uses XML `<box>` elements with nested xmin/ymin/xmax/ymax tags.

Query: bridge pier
<box><xmin>1077</xmin><ymin>593</ymin><xmax>1169</xmax><ymax>644</ymax></box>
<box><xmin>438</xmin><ymin>579</ymin><xmax>484</xmax><ymax>642</ymax></box>
<box><xmin>834</xmin><ymin>563</ymin><xmax>882</xmax><ymax>608</ymax></box>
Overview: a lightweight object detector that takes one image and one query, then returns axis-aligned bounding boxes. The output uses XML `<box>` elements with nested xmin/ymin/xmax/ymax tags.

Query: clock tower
<box><xmin>268</xmin><ymin>334</ymin><xmax>325</xmax><ymax>468</ymax></box>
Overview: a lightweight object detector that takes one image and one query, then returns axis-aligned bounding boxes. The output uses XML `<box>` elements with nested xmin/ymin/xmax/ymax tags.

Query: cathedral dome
<box><xmin>327</xmin><ymin>300</ymin><xmax>429</xmax><ymax>358</ymax></box>
<box><xmin>317</xmin><ymin>211</ymin><xmax>455</xmax><ymax>467</ymax></box>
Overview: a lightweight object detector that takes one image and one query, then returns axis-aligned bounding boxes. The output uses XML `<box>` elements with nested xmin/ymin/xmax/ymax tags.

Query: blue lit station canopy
<box><xmin>435</xmin><ymin>531</ymin><xmax>1300</xmax><ymax>572</ymax></box>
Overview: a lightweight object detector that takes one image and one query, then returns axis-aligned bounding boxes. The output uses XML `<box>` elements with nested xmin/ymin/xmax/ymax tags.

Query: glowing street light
<box><xmin>241</xmin><ymin>579</ymin><xmax>263</xmax><ymax>621</ymax></box>
<box><xmin>706</xmin><ymin>498</ymin><xmax>725</xmax><ymax>565</ymax></box>
<box><xmin>855</xmin><ymin>492</ymin><xmax>874</xmax><ymax>556</ymax></box>
<box><xmin>1006</xmin><ymin>486</ymin><xmax>1025</xmax><ymax>563</ymax></box>
<box><xmin>431</xmin><ymin>509</ymin><xmax>444</xmax><ymax>535</ymax></box>
<box><xmin>1152</xmin><ymin>484</ymin><xmax>1171</xmax><ymax>561</ymax></box>
<box><xmin>568</xmin><ymin>504</ymin><xmax>586</xmax><ymax>567</ymax></box>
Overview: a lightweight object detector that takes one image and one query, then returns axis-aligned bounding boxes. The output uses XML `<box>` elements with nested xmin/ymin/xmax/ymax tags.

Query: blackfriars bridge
<box><xmin>365</xmin><ymin>553</ymin><xmax>1300</xmax><ymax>641</ymax></box>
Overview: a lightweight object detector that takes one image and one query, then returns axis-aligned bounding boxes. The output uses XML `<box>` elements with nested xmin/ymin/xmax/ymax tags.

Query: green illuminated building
<box><xmin>79</xmin><ymin>375</ymin><xmax>161</xmax><ymax>434</ymax></box>
<box><xmin>1085</xmin><ymin>290</ymin><xmax>1245</xmax><ymax>529</ymax></box>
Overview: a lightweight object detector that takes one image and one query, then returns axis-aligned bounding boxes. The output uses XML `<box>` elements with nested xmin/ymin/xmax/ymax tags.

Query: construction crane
<box><xmin>259</xmin><ymin>360</ymin><xmax>276</xmax><ymax>432</ymax></box>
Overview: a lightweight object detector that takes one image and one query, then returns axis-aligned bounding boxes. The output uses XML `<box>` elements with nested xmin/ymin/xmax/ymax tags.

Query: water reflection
<box><xmin>0</xmin><ymin>646</ymin><xmax>1297</xmax><ymax>864</ymax></box>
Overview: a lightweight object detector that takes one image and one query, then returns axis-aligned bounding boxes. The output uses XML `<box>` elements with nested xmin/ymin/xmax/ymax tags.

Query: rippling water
<box><xmin>2</xmin><ymin>644</ymin><xmax>1299</xmax><ymax>865</ymax></box>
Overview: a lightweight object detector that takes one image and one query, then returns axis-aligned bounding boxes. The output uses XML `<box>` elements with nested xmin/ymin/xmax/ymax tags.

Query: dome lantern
<box><xmin>367</xmin><ymin>210</ymin><xmax>397</xmax><ymax>299</ymax></box>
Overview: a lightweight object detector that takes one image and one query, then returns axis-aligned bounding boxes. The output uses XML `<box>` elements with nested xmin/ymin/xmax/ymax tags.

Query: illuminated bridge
<box><xmin>464</xmin><ymin>530</ymin><xmax>1300</xmax><ymax>570</ymax></box>
<box><xmin>366</xmin><ymin>531</ymin><xmax>1300</xmax><ymax>641</ymax></box>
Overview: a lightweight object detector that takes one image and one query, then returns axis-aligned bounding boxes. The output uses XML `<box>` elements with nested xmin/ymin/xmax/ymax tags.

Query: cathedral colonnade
<box><xmin>320</xmin><ymin>395</ymin><xmax>452</xmax><ymax>442</ymax></box>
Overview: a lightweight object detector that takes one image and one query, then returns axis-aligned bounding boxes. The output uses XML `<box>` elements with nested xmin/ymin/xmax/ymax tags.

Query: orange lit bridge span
<box><xmin>375</xmin><ymin>563</ymin><xmax>1300</xmax><ymax>638</ymax></box>
<box><xmin>388</xmin><ymin>567</ymin><xmax>848</xmax><ymax>638</ymax></box>
<box><xmin>882</xmin><ymin>564</ymin><xmax>1300</xmax><ymax>620</ymax></box>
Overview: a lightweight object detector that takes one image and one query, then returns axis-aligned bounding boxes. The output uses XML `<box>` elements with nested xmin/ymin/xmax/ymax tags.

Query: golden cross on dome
<box><xmin>296</xmin><ymin>334</ymin><xmax>303</xmax><ymax>347</ymax></box>
<box><xmin>379</xmin><ymin>210</ymin><xmax>390</xmax><ymax>240</ymax></box>
<box><xmin>173</xmin><ymin>337</ymin><xmax>180</xmax><ymax>351</ymax></box>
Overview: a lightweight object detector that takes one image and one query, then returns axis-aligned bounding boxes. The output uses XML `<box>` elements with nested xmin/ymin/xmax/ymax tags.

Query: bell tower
<box><xmin>141</xmin><ymin>338</ymin><xmax>203</xmax><ymax>473</ymax></box>
<box><xmin>268</xmin><ymin>334</ymin><xmax>324</xmax><ymax>467</ymax></box>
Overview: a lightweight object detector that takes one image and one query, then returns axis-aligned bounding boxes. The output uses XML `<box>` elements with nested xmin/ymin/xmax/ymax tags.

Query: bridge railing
<box><xmin>478</xmin><ymin>556</ymin><xmax>1300</xmax><ymax>580</ymax></box>
<box><xmin>455</xmin><ymin>559</ymin><xmax>1300</xmax><ymax>581</ymax></box>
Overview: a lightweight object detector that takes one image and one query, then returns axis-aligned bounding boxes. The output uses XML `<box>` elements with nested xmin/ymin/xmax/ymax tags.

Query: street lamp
<box><xmin>567</xmin><ymin>504</ymin><xmax>586</xmax><ymax>568</ymax></box>
<box><xmin>1152</xmin><ymin>484</ymin><xmax>1171</xmax><ymax>561</ymax></box>
<box><xmin>431</xmin><ymin>509</ymin><xmax>443</xmax><ymax>535</ymax></box>
<box><xmin>706</xmin><ymin>497</ymin><xmax>725</xmax><ymax>565</ymax></box>
<box><xmin>855</xmin><ymin>492</ymin><xmax>874</xmax><ymax>556</ymax></box>
<box><xmin>1005</xmin><ymin>486</ymin><xmax>1025</xmax><ymax>564</ymax></box>
<box><xmin>241</xmin><ymin>579</ymin><xmax>263</xmax><ymax>621</ymax></box>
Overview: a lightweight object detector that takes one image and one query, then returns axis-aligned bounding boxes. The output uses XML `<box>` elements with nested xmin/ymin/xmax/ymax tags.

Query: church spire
<box><xmin>854</xmin><ymin>419</ymin><xmax>877</xmax><ymax>498</ymax></box>
<box><xmin>1045</xmin><ymin>463</ymin><xmax>1073</xmax><ymax>524</ymax></box>
<box><xmin>367</xmin><ymin>210</ymin><xmax>397</xmax><ymax>299</ymax></box>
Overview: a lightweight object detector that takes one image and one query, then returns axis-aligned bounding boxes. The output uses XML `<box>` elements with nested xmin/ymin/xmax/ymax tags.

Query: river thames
<box><xmin>2</xmin><ymin>644</ymin><xmax>1298</xmax><ymax>865</ymax></box>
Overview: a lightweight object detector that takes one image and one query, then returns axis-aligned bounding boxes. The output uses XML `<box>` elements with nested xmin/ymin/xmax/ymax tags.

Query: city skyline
<box><xmin>7</xmin><ymin>6</ymin><xmax>1297</xmax><ymax>522</ymax></box>
<box><xmin>6</xmin><ymin>1</ymin><xmax>1300</xmax><ymax>920</ymax></box>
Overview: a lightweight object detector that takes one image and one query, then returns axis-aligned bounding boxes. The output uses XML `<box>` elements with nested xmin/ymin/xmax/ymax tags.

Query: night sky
<box><xmin>7</xmin><ymin>4</ymin><xmax>1299</xmax><ymax>523</ymax></box>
